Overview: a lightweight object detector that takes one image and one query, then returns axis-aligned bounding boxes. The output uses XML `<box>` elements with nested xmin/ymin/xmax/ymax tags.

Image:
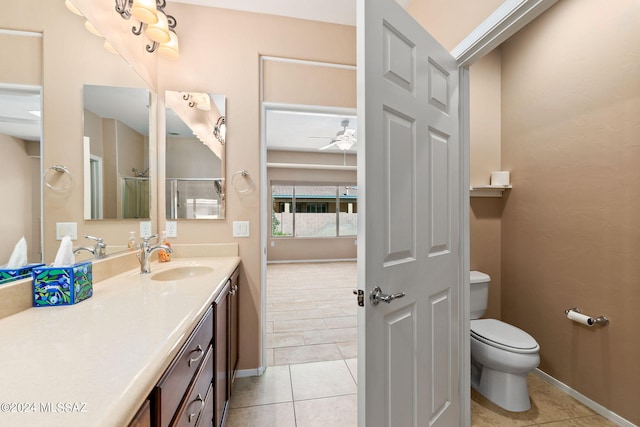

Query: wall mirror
<box><xmin>165</xmin><ymin>90</ymin><xmax>225</xmax><ymax>219</ymax></box>
<box><xmin>83</xmin><ymin>84</ymin><xmax>151</xmax><ymax>220</ymax></box>
<box><xmin>0</xmin><ymin>84</ymin><xmax>42</xmax><ymax>267</ymax></box>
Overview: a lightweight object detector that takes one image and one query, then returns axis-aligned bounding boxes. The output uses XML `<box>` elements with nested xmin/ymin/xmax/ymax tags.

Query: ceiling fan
<box><xmin>312</xmin><ymin>119</ymin><xmax>357</xmax><ymax>151</ymax></box>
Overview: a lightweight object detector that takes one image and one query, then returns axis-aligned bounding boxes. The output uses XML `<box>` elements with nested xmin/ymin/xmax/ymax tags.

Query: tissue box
<box><xmin>0</xmin><ymin>263</ymin><xmax>45</xmax><ymax>285</ymax></box>
<box><xmin>32</xmin><ymin>262</ymin><xmax>93</xmax><ymax>307</ymax></box>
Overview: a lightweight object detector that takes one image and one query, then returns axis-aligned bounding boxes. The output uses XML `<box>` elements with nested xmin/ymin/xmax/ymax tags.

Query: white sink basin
<box><xmin>150</xmin><ymin>266</ymin><xmax>214</xmax><ymax>281</ymax></box>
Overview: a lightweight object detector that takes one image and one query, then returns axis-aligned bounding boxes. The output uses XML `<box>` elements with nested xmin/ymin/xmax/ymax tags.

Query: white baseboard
<box><xmin>236</xmin><ymin>365</ymin><xmax>266</xmax><ymax>378</ymax></box>
<box><xmin>534</xmin><ymin>369</ymin><xmax>636</xmax><ymax>427</ymax></box>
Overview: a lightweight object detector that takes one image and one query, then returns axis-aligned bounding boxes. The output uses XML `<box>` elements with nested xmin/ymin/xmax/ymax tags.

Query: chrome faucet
<box><xmin>73</xmin><ymin>235</ymin><xmax>107</xmax><ymax>259</ymax></box>
<box><xmin>137</xmin><ymin>234</ymin><xmax>173</xmax><ymax>274</ymax></box>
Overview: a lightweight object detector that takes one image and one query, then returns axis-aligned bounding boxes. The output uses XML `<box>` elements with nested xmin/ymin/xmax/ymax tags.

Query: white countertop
<box><xmin>0</xmin><ymin>256</ymin><xmax>240</xmax><ymax>427</ymax></box>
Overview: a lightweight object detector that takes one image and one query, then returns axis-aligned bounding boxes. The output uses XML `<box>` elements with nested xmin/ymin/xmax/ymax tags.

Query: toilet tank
<box><xmin>470</xmin><ymin>271</ymin><xmax>490</xmax><ymax>319</ymax></box>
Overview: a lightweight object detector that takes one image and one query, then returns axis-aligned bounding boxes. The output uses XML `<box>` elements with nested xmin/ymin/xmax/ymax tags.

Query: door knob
<box><xmin>370</xmin><ymin>286</ymin><xmax>405</xmax><ymax>305</ymax></box>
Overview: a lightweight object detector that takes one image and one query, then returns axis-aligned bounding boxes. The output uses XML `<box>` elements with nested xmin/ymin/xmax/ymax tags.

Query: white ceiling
<box><xmin>170</xmin><ymin>0</ymin><xmax>411</xmax><ymax>26</ymax></box>
<box><xmin>266</xmin><ymin>109</ymin><xmax>357</xmax><ymax>153</ymax></box>
<box><xmin>0</xmin><ymin>87</ymin><xmax>41</xmax><ymax>142</ymax></box>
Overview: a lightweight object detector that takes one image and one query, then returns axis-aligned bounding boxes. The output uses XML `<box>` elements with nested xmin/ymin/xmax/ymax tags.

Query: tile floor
<box><xmin>227</xmin><ymin>262</ymin><xmax>616</xmax><ymax>427</ymax></box>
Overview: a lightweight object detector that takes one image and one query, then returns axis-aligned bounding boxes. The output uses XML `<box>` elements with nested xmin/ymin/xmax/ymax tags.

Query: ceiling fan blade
<box><xmin>319</xmin><ymin>141</ymin><xmax>339</xmax><ymax>150</ymax></box>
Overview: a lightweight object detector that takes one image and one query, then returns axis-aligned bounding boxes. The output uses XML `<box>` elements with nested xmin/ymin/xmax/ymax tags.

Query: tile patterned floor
<box><xmin>227</xmin><ymin>262</ymin><xmax>617</xmax><ymax>426</ymax></box>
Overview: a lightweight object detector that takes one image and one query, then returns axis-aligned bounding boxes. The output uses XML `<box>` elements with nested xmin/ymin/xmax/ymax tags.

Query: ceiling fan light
<box><xmin>145</xmin><ymin>11</ymin><xmax>170</xmax><ymax>43</ymax></box>
<box><xmin>336</xmin><ymin>140</ymin><xmax>354</xmax><ymax>151</ymax></box>
<box><xmin>131</xmin><ymin>0</ymin><xmax>159</xmax><ymax>24</ymax></box>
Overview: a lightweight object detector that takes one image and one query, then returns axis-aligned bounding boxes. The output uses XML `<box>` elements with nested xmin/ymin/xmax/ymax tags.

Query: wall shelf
<box><xmin>470</xmin><ymin>185</ymin><xmax>512</xmax><ymax>197</ymax></box>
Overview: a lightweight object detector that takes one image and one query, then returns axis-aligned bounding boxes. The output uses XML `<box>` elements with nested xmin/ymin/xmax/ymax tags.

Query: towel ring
<box><xmin>231</xmin><ymin>170</ymin><xmax>253</xmax><ymax>193</ymax></box>
<box><xmin>43</xmin><ymin>165</ymin><xmax>73</xmax><ymax>192</ymax></box>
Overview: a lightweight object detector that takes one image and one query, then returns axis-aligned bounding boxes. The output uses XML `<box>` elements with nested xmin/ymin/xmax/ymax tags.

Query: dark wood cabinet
<box><xmin>129</xmin><ymin>399</ymin><xmax>151</xmax><ymax>427</ymax></box>
<box><xmin>153</xmin><ymin>307</ymin><xmax>214</xmax><ymax>427</ymax></box>
<box><xmin>130</xmin><ymin>266</ymin><xmax>240</xmax><ymax>427</ymax></box>
<box><xmin>228</xmin><ymin>267</ymin><xmax>239</xmax><ymax>397</ymax></box>
<box><xmin>213</xmin><ymin>266</ymin><xmax>240</xmax><ymax>427</ymax></box>
<box><xmin>171</xmin><ymin>346</ymin><xmax>214</xmax><ymax>427</ymax></box>
<box><xmin>214</xmin><ymin>281</ymin><xmax>230</xmax><ymax>427</ymax></box>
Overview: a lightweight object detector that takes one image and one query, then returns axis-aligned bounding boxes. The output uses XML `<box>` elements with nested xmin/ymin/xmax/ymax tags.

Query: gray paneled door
<box><xmin>357</xmin><ymin>0</ymin><xmax>461</xmax><ymax>425</ymax></box>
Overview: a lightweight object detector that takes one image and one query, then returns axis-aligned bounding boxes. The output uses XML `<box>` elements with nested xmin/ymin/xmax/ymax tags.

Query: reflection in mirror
<box><xmin>165</xmin><ymin>91</ymin><xmax>225</xmax><ymax>219</ymax></box>
<box><xmin>83</xmin><ymin>85</ymin><xmax>151</xmax><ymax>220</ymax></box>
<box><xmin>0</xmin><ymin>85</ymin><xmax>43</xmax><ymax>268</ymax></box>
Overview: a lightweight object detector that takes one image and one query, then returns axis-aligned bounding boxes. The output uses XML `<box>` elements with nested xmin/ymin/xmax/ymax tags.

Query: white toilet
<box><xmin>470</xmin><ymin>271</ymin><xmax>540</xmax><ymax>412</ymax></box>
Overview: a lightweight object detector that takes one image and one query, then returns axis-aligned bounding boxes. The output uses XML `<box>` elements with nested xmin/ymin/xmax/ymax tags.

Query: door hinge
<box><xmin>352</xmin><ymin>289</ymin><xmax>364</xmax><ymax>307</ymax></box>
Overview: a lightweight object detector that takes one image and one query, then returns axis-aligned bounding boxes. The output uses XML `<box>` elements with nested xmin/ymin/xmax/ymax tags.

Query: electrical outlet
<box><xmin>166</xmin><ymin>221</ymin><xmax>177</xmax><ymax>238</ymax></box>
<box><xmin>139</xmin><ymin>221</ymin><xmax>152</xmax><ymax>239</ymax></box>
<box><xmin>56</xmin><ymin>222</ymin><xmax>77</xmax><ymax>240</ymax></box>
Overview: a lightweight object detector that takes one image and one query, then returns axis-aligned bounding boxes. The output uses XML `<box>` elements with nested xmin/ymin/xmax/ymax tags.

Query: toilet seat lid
<box><xmin>471</xmin><ymin>319</ymin><xmax>539</xmax><ymax>354</ymax></box>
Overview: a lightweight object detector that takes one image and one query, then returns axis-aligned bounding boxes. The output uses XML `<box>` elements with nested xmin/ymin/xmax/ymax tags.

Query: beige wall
<box><xmin>0</xmin><ymin>33</ymin><xmax>42</xmax><ymax>86</ymax></box>
<box><xmin>153</xmin><ymin>5</ymin><xmax>356</xmax><ymax>371</ymax></box>
<box><xmin>408</xmin><ymin>1</ymin><xmax>505</xmax><ymax>316</ymax></box>
<box><xmin>501</xmin><ymin>0</ymin><xmax>640</xmax><ymax>423</ymax></box>
<box><xmin>166</xmin><ymin>136</ymin><xmax>222</xmax><ymax>178</ymax></box>
<box><xmin>407</xmin><ymin>0</ymin><xmax>505</xmax><ymax>51</ymax></box>
<box><xmin>468</xmin><ymin>49</ymin><xmax>503</xmax><ymax>319</ymax></box>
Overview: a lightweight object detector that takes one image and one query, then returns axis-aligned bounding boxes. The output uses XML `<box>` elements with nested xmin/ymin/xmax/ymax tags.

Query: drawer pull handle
<box><xmin>188</xmin><ymin>345</ymin><xmax>205</xmax><ymax>367</ymax></box>
<box><xmin>187</xmin><ymin>393</ymin><xmax>205</xmax><ymax>423</ymax></box>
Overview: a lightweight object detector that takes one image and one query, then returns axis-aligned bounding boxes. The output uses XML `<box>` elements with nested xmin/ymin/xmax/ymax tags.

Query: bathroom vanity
<box><xmin>0</xmin><ymin>252</ymin><xmax>240</xmax><ymax>427</ymax></box>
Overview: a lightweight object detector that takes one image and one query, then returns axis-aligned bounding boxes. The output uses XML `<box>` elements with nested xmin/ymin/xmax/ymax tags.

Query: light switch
<box><xmin>56</xmin><ymin>222</ymin><xmax>77</xmax><ymax>240</ymax></box>
<box><xmin>233</xmin><ymin>221</ymin><xmax>250</xmax><ymax>237</ymax></box>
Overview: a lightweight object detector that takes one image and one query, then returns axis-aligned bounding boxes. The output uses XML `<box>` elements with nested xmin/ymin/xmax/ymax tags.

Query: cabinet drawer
<box><xmin>155</xmin><ymin>306</ymin><xmax>213</xmax><ymax>427</ymax></box>
<box><xmin>172</xmin><ymin>346</ymin><xmax>213</xmax><ymax>427</ymax></box>
<box><xmin>197</xmin><ymin>383</ymin><xmax>214</xmax><ymax>427</ymax></box>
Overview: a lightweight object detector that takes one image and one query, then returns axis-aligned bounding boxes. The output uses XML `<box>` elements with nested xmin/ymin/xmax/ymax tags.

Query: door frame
<box><xmin>255</xmin><ymin>0</ymin><xmax>560</xmax><ymax>419</ymax></box>
<box><xmin>452</xmin><ymin>0</ymin><xmax>559</xmax><ymax>424</ymax></box>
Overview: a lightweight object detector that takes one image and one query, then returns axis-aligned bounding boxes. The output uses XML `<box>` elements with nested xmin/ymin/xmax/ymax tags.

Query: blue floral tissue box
<box><xmin>32</xmin><ymin>262</ymin><xmax>93</xmax><ymax>307</ymax></box>
<box><xmin>0</xmin><ymin>263</ymin><xmax>46</xmax><ymax>285</ymax></box>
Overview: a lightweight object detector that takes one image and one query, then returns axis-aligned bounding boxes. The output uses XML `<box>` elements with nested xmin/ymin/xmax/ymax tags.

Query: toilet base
<box><xmin>472</xmin><ymin>365</ymin><xmax>532</xmax><ymax>412</ymax></box>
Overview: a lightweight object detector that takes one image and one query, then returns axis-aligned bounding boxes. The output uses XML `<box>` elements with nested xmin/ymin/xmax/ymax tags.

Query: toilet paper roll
<box><xmin>490</xmin><ymin>171</ymin><xmax>510</xmax><ymax>186</ymax></box>
<box><xmin>567</xmin><ymin>310</ymin><xmax>594</xmax><ymax>326</ymax></box>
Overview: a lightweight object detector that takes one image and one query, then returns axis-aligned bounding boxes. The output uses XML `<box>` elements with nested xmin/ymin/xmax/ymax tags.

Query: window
<box><xmin>272</xmin><ymin>184</ymin><xmax>357</xmax><ymax>238</ymax></box>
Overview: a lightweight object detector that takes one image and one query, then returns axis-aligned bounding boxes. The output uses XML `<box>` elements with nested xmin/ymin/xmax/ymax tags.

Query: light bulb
<box><xmin>145</xmin><ymin>11</ymin><xmax>170</xmax><ymax>43</ymax></box>
<box><xmin>65</xmin><ymin>0</ymin><xmax>83</xmax><ymax>16</ymax></box>
<box><xmin>130</xmin><ymin>0</ymin><xmax>159</xmax><ymax>24</ymax></box>
<box><xmin>158</xmin><ymin>31</ymin><xmax>179</xmax><ymax>60</ymax></box>
<box><xmin>196</xmin><ymin>94</ymin><xmax>212</xmax><ymax>111</ymax></box>
<box><xmin>104</xmin><ymin>40</ymin><xmax>118</xmax><ymax>54</ymax></box>
<box><xmin>84</xmin><ymin>20</ymin><xmax>102</xmax><ymax>37</ymax></box>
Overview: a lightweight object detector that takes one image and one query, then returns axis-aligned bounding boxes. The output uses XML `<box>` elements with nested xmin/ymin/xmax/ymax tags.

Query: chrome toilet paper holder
<box><xmin>565</xmin><ymin>308</ymin><xmax>609</xmax><ymax>327</ymax></box>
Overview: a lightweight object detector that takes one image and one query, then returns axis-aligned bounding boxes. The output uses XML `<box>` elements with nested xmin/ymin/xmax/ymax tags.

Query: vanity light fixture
<box><xmin>65</xmin><ymin>0</ymin><xmax>83</xmax><ymax>16</ymax></box>
<box><xmin>213</xmin><ymin>116</ymin><xmax>226</xmax><ymax>144</ymax></box>
<box><xmin>114</xmin><ymin>0</ymin><xmax>179</xmax><ymax>58</ymax></box>
<box><xmin>84</xmin><ymin>20</ymin><xmax>103</xmax><ymax>37</ymax></box>
<box><xmin>104</xmin><ymin>39</ymin><xmax>118</xmax><ymax>54</ymax></box>
<box><xmin>182</xmin><ymin>92</ymin><xmax>211</xmax><ymax>110</ymax></box>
